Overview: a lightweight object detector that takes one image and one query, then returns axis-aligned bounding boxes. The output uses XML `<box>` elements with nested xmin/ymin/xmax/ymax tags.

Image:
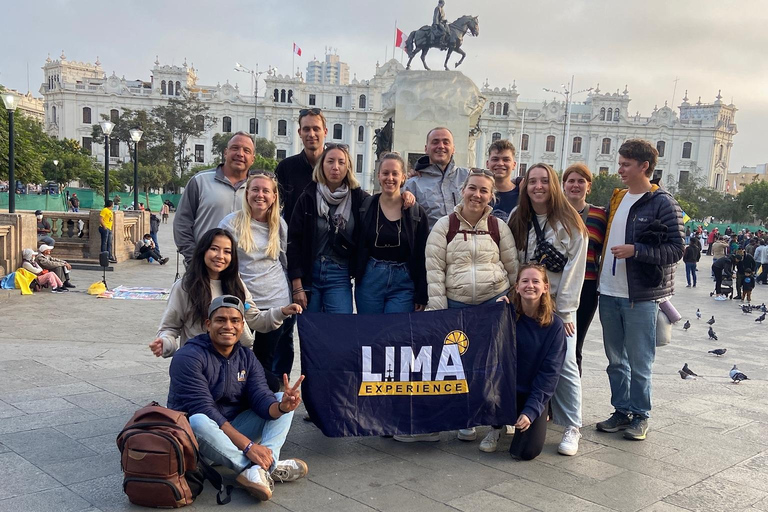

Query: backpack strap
<box><xmin>199</xmin><ymin>457</ymin><xmax>233</xmax><ymax>505</ymax></box>
<box><xmin>445</xmin><ymin>213</ymin><xmax>460</xmax><ymax>244</ymax></box>
<box><xmin>487</xmin><ymin>215</ymin><xmax>500</xmax><ymax>249</ymax></box>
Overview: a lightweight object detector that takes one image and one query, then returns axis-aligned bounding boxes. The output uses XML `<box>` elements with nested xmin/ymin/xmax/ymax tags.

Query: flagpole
<box><xmin>394</xmin><ymin>20</ymin><xmax>397</xmax><ymax>61</ymax></box>
<box><xmin>292</xmin><ymin>43</ymin><xmax>295</xmax><ymax>77</ymax></box>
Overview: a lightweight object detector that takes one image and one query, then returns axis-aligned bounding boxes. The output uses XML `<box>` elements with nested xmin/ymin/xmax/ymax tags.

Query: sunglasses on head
<box><xmin>325</xmin><ymin>143</ymin><xmax>349</xmax><ymax>152</ymax></box>
<box><xmin>299</xmin><ymin>108</ymin><xmax>322</xmax><ymax>117</ymax></box>
<box><xmin>468</xmin><ymin>168</ymin><xmax>495</xmax><ymax>178</ymax></box>
<box><xmin>249</xmin><ymin>169</ymin><xmax>276</xmax><ymax>179</ymax></box>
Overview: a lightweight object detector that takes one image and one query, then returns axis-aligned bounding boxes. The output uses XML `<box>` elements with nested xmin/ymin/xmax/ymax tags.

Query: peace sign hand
<box><xmin>279</xmin><ymin>374</ymin><xmax>305</xmax><ymax>413</ymax></box>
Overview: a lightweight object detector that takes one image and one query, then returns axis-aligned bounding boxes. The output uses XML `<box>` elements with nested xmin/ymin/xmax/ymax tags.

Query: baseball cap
<box><xmin>38</xmin><ymin>244</ymin><xmax>54</xmax><ymax>252</ymax></box>
<box><xmin>208</xmin><ymin>295</ymin><xmax>245</xmax><ymax>319</ymax></box>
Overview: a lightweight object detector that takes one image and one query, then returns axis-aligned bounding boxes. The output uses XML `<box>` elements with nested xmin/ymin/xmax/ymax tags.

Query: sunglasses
<box><xmin>249</xmin><ymin>169</ymin><xmax>276</xmax><ymax>178</ymax></box>
<box><xmin>325</xmin><ymin>143</ymin><xmax>349</xmax><ymax>152</ymax></box>
<box><xmin>299</xmin><ymin>108</ymin><xmax>322</xmax><ymax>117</ymax></box>
<box><xmin>468</xmin><ymin>168</ymin><xmax>495</xmax><ymax>178</ymax></box>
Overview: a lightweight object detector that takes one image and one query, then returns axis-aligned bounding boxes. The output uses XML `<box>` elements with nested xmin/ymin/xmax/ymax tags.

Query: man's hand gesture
<box><xmin>279</xmin><ymin>374</ymin><xmax>305</xmax><ymax>413</ymax></box>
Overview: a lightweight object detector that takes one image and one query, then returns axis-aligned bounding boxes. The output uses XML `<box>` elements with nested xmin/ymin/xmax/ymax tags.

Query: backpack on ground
<box><xmin>446</xmin><ymin>212</ymin><xmax>500</xmax><ymax>248</ymax></box>
<box><xmin>116</xmin><ymin>402</ymin><xmax>231</xmax><ymax>508</ymax></box>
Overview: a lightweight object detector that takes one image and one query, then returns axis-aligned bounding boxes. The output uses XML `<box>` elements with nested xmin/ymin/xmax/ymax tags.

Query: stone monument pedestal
<box><xmin>384</xmin><ymin>70</ymin><xmax>484</xmax><ymax>169</ymax></box>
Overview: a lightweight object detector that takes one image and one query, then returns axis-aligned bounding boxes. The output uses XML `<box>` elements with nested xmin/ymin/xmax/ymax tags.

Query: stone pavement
<box><xmin>1</xmin><ymin>216</ymin><xmax>767</xmax><ymax>512</ymax></box>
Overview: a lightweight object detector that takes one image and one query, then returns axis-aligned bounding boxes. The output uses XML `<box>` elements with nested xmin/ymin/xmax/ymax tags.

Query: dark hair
<box><xmin>488</xmin><ymin>139</ymin><xmax>516</xmax><ymax>157</ymax></box>
<box><xmin>298</xmin><ymin>109</ymin><xmax>327</xmax><ymax>129</ymax></box>
<box><xmin>105</xmin><ymin>200</ymin><xmax>113</xmax><ymax>207</ymax></box>
<box><xmin>618</xmin><ymin>139</ymin><xmax>658</xmax><ymax>177</ymax></box>
<box><xmin>183</xmin><ymin>228</ymin><xmax>246</xmax><ymax>329</ymax></box>
<box><xmin>143</xmin><ymin>233</ymin><xmax>151</xmax><ymax>238</ymax></box>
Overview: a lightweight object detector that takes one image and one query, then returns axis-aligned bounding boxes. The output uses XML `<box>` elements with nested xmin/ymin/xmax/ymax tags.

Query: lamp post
<box><xmin>234</xmin><ymin>63</ymin><xmax>271</xmax><ymax>138</ymax></box>
<box><xmin>544</xmin><ymin>76</ymin><xmax>592</xmax><ymax>171</ymax></box>
<box><xmin>129</xmin><ymin>128</ymin><xmax>143</xmax><ymax>211</ymax></box>
<box><xmin>2</xmin><ymin>93</ymin><xmax>18</xmax><ymax>213</ymax></box>
<box><xmin>99</xmin><ymin>120</ymin><xmax>115</xmax><ymax>204</ymax></box>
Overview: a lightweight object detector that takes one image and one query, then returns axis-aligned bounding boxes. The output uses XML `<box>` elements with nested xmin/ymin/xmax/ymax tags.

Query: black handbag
<box><xmin>530</xmin><ymin>218</ymin><xmax>568</xmax><ymax>273</ymax></box>
<box><xmin>331</xmin><ymin>223</ymin><xmax>356</xmax><ymax>259</ymax></box>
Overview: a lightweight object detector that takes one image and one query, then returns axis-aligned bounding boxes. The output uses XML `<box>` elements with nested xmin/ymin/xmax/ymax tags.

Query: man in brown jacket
<box><xmin>36</xmin><ymin>244</ymin><xmax>75</xmax><ymax>288</ymax></box>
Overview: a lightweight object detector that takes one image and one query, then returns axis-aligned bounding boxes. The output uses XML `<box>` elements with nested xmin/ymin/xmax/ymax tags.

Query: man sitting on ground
<box><xmin>36</xmin><ymin>244</ymin><xmax>76</xmax><ymax>288</ymax></box>
<box><xmin>167</xmin><ymin>295</ymin><xmax>308</xmax><ymax>501</ymax></box>
<box><xmin>134</xmin><ymin>234</ymin><xmax>169</xmax><ymax>264</ymax></box>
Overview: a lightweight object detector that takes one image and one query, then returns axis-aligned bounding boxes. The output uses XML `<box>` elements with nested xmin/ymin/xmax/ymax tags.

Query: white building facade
<box><xmin>41</xmin><ymin>52</ymin><xmax>736</xmax><ymax>192</ymax></box>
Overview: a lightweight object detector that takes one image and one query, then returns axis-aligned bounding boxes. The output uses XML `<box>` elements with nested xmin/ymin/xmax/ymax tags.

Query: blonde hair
<box><xmin>512</xmin><ymin>264</ymin><xmax>555</xmax><ymax>327</ymax></box>
<box><xmin>232</xmin><ymin>172</ymin><xmax>281</xmax><ymax>260</ymax></box>
<box><xmin>312</xmin><ymin>145</ymin><xmax>360</xmax><ymax>189</ymax></box>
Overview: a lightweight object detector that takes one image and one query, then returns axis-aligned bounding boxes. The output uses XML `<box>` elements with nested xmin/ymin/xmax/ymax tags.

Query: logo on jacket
<box><xmin>237</xmin><ymin>370</ymin><xmax>247</xmax><ymax>381</ymax></box>
<box><xmin>358</xmin><ymin>330</ymin><xmax>469</xmax><ymax>396</ymax></box>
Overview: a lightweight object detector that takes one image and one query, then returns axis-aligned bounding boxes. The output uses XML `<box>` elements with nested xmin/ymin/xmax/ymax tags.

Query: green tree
<box><xmin>42</xmin><ymin>139</ymin><xmax>99</xmax><ymax>189</ymax></box>
<box><xmin>0</xmin><ymin>92</ymin><xmax>47</xmax><ymax>185</ymax></box>
<box><xmin>212</xmin><ymin>133</ymin><xmax>276</xmax><ymax>161</ymax></box>
<box><xmin>254</xmin><ymin>137</ymin><xmax>276</xmax><ymax>159</ymax></box>
<box><xmin>586</xmin><ymin>173</ymin><xmax>625</xmax><ymax>208</ymax></box>
<box><xmin>736</xmin><ymin>180</ymin><xmax>768</xmax><ymax>226</ymax></box>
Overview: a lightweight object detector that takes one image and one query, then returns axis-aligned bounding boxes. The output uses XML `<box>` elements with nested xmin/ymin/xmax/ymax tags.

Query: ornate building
<box><xmin>40</xmin><ymin>52</ymin><xmax>737</xmax><ymax>192</ymax></box>
<box><xmin>1</xmin><ymin>88</ymin><xmax>44</xmax><ymax>124</ymax></box>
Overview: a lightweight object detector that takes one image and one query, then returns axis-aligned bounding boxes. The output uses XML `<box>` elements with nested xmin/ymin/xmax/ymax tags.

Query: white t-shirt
<box><xmin>599</xmin><ymin>192</ymin><xmax>645</xmax><ymax>298</ymax></box>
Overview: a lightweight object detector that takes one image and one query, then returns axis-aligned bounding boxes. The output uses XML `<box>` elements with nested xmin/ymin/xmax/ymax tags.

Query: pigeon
<box><xmin>708</xmin><ymin>327</ymin><xmax>718</xmax><ymax>340</ymax></box>
<box><xmin>678</xmin><ymin>369</ymin><xmax>696</xmax><ymax>380</ymax></box>
<box><xmin>707</xmin><ymin>316</ymin><xmax>716</xmax><ymax>325</ymax></box>
<box><xmin>683</xmin><ymin>320</ymin><xmax>691</xmax><ymax>331</ymax></box>
<box><xmin>742</xmin><ymin>305</ymin><xmax>752</xmax><ymax>314</ymax></box>
<box><xmin>730</xmin><ymin>365</ymin><xmax>749</xmax><ymax>383</ymax></box>
<box><xmin>757</xmin><ymin>313</ymin><xmax>766</xmax><ymax>323</ymax></box>
<box><xmin>696</xmin><ymin>308</ymin><xmax>701</xmax><ymax>319</ymax></box>
<box><xmin>708</xmin><ymin>348</ymin><xmax>727</xmax><ymax>356</ymax></box>
<box><xmin>682</xmin><ymin>363</ymin><xmax>698</xmax><ymax>377</ymax></box>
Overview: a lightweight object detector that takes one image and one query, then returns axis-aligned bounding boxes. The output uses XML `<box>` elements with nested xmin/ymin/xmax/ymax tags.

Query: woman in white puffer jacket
<box><xmin>426</xmin><ymin>169</ymin><xmax>519</xmax><ymax>310</ymax></box>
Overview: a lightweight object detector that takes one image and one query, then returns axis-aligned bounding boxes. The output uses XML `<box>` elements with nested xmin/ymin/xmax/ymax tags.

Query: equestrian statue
<box><xmin>405</xmin><ymin>0</ymin><xmax>479</xmax><ymax>71</ymax></box>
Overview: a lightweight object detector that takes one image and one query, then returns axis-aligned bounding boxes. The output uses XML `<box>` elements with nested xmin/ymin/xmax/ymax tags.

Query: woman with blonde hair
<box><xmin>219</xmin><ymin>171</ymin><xmax>302</xmax><ymax>379</ymax></box>
<box><xmin>478</xmin><ymin>264</ymin><xmax>566</xmax><ymax>458</ymax></box>
<box><xmin>508</xmin><ymin>162</ymin><xmax>588</xmax><ymax>456</ymax></box>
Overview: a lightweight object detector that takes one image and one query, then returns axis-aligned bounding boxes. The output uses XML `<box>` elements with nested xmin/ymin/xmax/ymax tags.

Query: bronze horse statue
<box><xmin>405</xmin><ymin>15</ymin><xmax>479</xmax><ymax>71</ymax></box>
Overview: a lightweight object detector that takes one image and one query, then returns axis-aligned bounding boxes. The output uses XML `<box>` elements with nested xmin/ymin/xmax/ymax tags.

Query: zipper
<box><xmin>123</xmin><ymin>477</ymin><xmax>182</xmax><ymax>501</ymax></box>
<box><xmin>120</xmin><ymin>430</ymin><xmax>184</xmax><ymax>475</ymax></box>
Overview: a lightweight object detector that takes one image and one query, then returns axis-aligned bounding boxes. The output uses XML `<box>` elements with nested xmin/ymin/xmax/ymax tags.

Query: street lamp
<box><xmin>544</xmin><ymin>76</ymin><xmax>592</xmax><ymax>171</ymax></box>
<box><xmin>99</xmin><ymin>120</ymin><xmax>115</xmax><ymax>203</ymax></box>
<box><xmin>2</xmin><ymin>93</ymin><xmax>18</xmax><ymax>213</ymax></box>
<box><xmin>129</xmin><ymin>128</ymin><xmax>143</xmax><ymax>211</ymax></box>
<box><xmin>234</xmin><ymin>62</ymin><xmax>271</xmax><ymax>139</ymax></box>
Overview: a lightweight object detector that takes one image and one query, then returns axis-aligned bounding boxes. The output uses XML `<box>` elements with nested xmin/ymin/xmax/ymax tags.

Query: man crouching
<box><xmin>167</xmin><ymin>295</ymin><xmax>307</xmax><ymax>501</ymax></box>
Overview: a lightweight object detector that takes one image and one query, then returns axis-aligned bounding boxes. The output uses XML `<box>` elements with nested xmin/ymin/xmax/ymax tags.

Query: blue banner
<box><xmin>298</xmin><ymin>303</ymin><xmax>517</xmax><ymax>437</ymax></box>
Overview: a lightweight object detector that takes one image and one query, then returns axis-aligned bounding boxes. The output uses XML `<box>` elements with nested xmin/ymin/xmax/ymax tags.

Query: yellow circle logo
<box><xmin>444</xmin><ymin>330</ymin><xmax>469</xmax><ymax>355</ymax></box>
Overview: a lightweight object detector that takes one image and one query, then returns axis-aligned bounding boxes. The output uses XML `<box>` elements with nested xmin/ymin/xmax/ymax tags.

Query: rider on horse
<box><xmin>432</xmin><ymin>0</ymin><xmax>449</xmax><ymax>49</ymax></box>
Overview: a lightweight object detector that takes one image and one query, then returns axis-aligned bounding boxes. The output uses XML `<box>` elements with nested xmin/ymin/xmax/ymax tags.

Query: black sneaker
<box><xmin>63</xmin><ymin>281</ymin><xmax>76</xmax><ymax>288</ymax></box>
<box><xmin>596</xmin><ymin>411</ymin><xmax>631</xmax><ymax>433</ymax></box>
<box><xmin>160</xmin><ymin>257</ymin><xmax>169</xmax><ymax>265</ymax></box>
<box><xmin>623</xmin><ymin>415</ymin><xmax>649</xmax><ymax>440</ymax></box>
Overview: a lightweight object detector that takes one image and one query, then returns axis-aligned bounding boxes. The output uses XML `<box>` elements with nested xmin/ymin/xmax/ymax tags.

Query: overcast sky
<box><xmin>2</xmin><ymin>0</ymin><xmax>766</xmax><ymax>171</ymax></box>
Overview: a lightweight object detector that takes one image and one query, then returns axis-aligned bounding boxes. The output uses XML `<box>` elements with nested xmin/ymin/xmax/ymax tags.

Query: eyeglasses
<box><xmin>299</xmin><ymin>108</ymin><xmax>322</xmax><ymax>117</ymax></box>
<box><xmin>325</xmin><ymin>143</ymin><xmax>349</xmax><ymax>152</ymax></box>
<box><xmin>468</xmin><ymin>168</ymin><xmax>495</xmax><ymax>178</ymax></box>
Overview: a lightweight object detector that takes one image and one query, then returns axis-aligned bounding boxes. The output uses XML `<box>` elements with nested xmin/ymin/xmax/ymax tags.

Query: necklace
<box><xmin>374</xmin><ymin>204</ymin><xmax>402</xmax><ymax>248</ymax></box>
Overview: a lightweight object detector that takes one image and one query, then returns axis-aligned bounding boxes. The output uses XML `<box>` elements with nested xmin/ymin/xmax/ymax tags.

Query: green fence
<box><xmin>0</xmin><ymin>188</ymin><xmax>183</xmax><ymax>212</ymax></box>
<box><xmin>685</xmin><ymin>221</ymin><xmax>765</xmax><ymax>233</ymax></box>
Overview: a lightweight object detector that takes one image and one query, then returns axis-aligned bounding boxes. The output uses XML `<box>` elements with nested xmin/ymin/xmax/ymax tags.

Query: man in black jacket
<box><xmin>596</xmin><ymin>139</ymin><xmax>684</xmax><ymax>441</ymax></box>
<box><xmin>167</xmin><ymin>295</ymin><xmax>307</xmax><ymax>501</ymax></box>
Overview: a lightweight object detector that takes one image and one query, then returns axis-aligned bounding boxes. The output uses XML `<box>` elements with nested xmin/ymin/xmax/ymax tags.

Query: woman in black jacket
<box><xmin>355</xmin><ymin>153</ymin><xmax>429</xmax><ymax>313</ymax></box>
<box><xmin>287</xmin><ymin>144</ymin><xmax>367</xmax><ymax>314</ymax></box>
<box><xmin>683</xmin><ymin>237</ymin><xmax>701</xmax><ymax>287</ymax></box>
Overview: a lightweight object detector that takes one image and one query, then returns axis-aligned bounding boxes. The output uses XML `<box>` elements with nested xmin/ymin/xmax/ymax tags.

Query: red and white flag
<box><xmin>395</xmin><ymin>28</ymin><xmax>407</xmax><ymax>50</ymax></box>
<box><xmin>293</xmin><ymin>43</ymin><xmax>302</xmax><ymax>56</ymax></box>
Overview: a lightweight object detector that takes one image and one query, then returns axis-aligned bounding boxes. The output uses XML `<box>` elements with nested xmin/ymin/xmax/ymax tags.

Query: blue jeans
<box><xmin>188</xmin><ymin>393</ymin><xmax>293</xmax><ymax>474</ymax></box>
<box><xmin>151</xmin><ymin>232</ymin><xmax>159</xmax><ymax>251</ymax></box>
<box><xmin>355</xmin><ymin>259</ymin><xmax>415</xmax><ymax>314</ymax></box>
<box><xmin>685</xmin><ymin>262</ymin><xmax>697</xmax><ymax>286</ymax></box>
<box><xmin>550</xmin><ymin>316</ymin><xmax>582</xmax><ymax>428</ymax></box>
<box><xmin>307</xmin><ymin>256</ymin><xmax>353</xmax><ymax>314</ymax></box>
<box><xmin>447</xmin><ymin>291</ymin><xmax>508</xmax><ymax>309</ymax></box>
<box><xmin>599</xmin><ymin>295</ymin><xmax>657</xmax><ymax>419</ymax></box>
<box><xmin>98</xmin><ymin>226</ymin><xmax>114</xmax><ymax>259</ymax></box>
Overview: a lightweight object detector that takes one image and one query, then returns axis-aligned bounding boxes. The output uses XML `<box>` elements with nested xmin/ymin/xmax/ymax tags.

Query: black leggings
<box><xmin>713</xmin><ymin>267</ymin><xmax>724</xmax><ymax>294</ymax></box>
<box><xmin>575</xmin><ymin>280</ymin><xmax>599</xmax><ymax>376</ymax></box>
<box><xmin>494</xmin><ymin>393</ymin><xmax>549</xmax><ymax>461</ymax></box>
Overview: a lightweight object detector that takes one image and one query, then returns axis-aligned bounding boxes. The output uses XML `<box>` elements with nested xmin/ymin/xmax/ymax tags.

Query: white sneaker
<box><xmin>479</xmin><ymin>428</ymin><xmax>502</xmax><ymax>452</ymax></box>
<box><xmin>457</xmin><ymin>427</ymin><xmax>477</xmax><ymax>441</ymax></box>
<box><xmin>393</xmin><ymin>432</ymin><xmax>440</xmax><ymax>443</ymax></box>
<box><xmin>505</xmin><ymin>425</ymin><xmax>515</xmax><ymax>435</ymax></box>
<box><xmin>714</xmin><ymin>295</ymin><xmax>728</xmax><ymax>301</ymax></box>
<box><xmin>558</xmin><ymin>426</ymin><xmax>581</xmax><ymax>456</ymax></box>
<box><xmin>271</xmin><ymin>459</ymin><xmax>308</xmax><ymax>483</ymax></box>
<box><xmin>236</xmin><ymin>465</ymin><xmax>274</xmax><ymax>501</ymax></box>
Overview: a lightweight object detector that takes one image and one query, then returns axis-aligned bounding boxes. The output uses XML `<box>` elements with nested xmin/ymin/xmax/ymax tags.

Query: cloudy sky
<box><xmin>2</xmin><ymin>0</ymin><xmax>766</xmax><ymax>171</ymax></box>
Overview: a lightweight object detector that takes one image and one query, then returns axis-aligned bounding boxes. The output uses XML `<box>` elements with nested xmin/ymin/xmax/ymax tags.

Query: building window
<box><xmin>679</xmin><ymin>170</ymin><xmax>690</xmax><ymax>185</ymax></box>
<box><xmin>280</xmin><ymin>89</ymin><xmax>286</xmax><ymax>103</ymax></box>
<box><xmin>82</xmin><ymin>137</ymin><xmax>92</xmax><ymax>154</ymax></box>
<box><xmin>572</xmin><ymin>136</ymin><xmax>582</xmax><ymax>154</ymax></box>
<box><xmin>51</xmin><ymin>105</ymin><xmax>57</xmax><ymax>124</ymax></box>
<box><xmin>682</xmin><ymin>141</ymin><xmax>692</xmax><ymax>159</ymax></box>
<box><xmin>309</xmin><ymin>94</ymin><xmax>316</xmax><ymax>106</ymax></box>
<box><xmin>195</xmin><ymin>115</ymin><xmax>204</xmax><ymax>131</ymax></box>
<box><xmin>335</xmin><ymin>96</ymin><xmax>343</xmax><ymax>108</ymax></box>
<box><xmin>521</xmin><ymin>134</ymin><xmax>529</xmax><ymax>151</ymax></box>
<box><xmin>518</xmin><ymin>163</ymin><xmax>527</xmax><ymax>176</ymax></box>
<box><xmin>82</xmin><ymin>107</ymin><xmax>91</xmax><ymax>124</ymax></box>
<box><xmin>333</xmin><ymin>123</ymin><xmax>342</xmax><ymax>140</ymax></box>
<box><xmin>489</xmin><ymin>102</ymin><xmax>495</xmax><ymax>115</ymax></box>
<box><xmin>110</xmin><ymin>138</ymin><xmax>120</xmax><ymax>157</ymax></box>
<box><xmin>606</xmin><ymin>108</ymin><xmax>613</xmax><ymax>122</ymax></box>
<box><xmin>273</xmin><ymin>89</ymin><xmax>279</xmax><ymax>102</ymax></box>
<box><xmin>276</xmin><ymin>149</ymin><xmax>287</xmax><ymax>160</ymax></box>
<box><xmin>656</xmin><ymin>140</ymin><xmax>666</xmax><ymax>158</ymax></box>
<box><xmin>175</xmin><ymin>81</ymin><xmax>181</xmax><ymax>96</ymax></box>
<box><xmin>545</xmin><ymin>135</ymin><xmax>556</xmax><ymax>152</ymax></box>
<box><xmin>161</xmin><ymin>80</ymin><xmax>166</xmax><ymax>95</ymax></box>
<box><xmin>503</xmin><ymin>103</ymin><xmax>509</xmax><ymax>116</ymax></box>
<box><xmin>278</xmin><ymin>119</ymin><xmax>287</xmax><ymax>136</ymax></box>
<box><xmin>359</xmin><ymin>94</ymin><xmax>367</xmax><ymax>109</ymax></box>
<box><xmin>601</xmin><ymin>138</ymin><xmax>611</xmax><ymax>154</ymax></box>
<box><xmin>356</xmin><ymin>154</ymin><xmax>364</xmax><ymax>173</ymax></box>
<box><xmin>168</xmin><ymin>81</ymin><xmax>174</xmax><ymax>96</ymax></box>
<box><xmin>288</xmin><ymin>90</ymin><xmax>293</xmax><ymax>103</ymax></box>
<box><xmin>600</xmin><ymin>107</ymin><xmax>606</xmax><ymax>121</ymax></box>
<box><xmin>718</xmin><ymin>144</ymin><xmax>724</xmax><ymax>161</ymax></box>
<box><xmin>358</xmin><ymin>126</ymin><xmax>364</xmax><ymax>142</ymax></box>
<box><xmin>110</xmin><ymin>109</ymin><xmax>119</xmax><ymax>123</ymax></box>
<box><xmin>599</xmin><ymin>167</ymin><xmax>609</xmax><ymax>175</ymax></box>
<box><xmin>613</xmin><ymin>108</ymin><xmax>619</xmax><ymax>121</ymax></box>
<box><xmin>195</xmin><ymin>144</ymin><xmax>205</xmax><ymax>163</ymax></box>
<box><xmin>492</xmin><ymin>132</ymin><xmax>501</xmax><ymax>142</ymax></box>
<box><xmin>249</xmin><ymin>118</ymin><xmax>257</xmax><ymax>135</ymax></box>
<box><xmin>222</xmin><ymin>116</ymin><xmax>232</xmax><ymax>133</ymax></box>
<box><xmin>653</xmin><ymin>169</ymin><xmax>663</xmax><ymax>181</ymax></box>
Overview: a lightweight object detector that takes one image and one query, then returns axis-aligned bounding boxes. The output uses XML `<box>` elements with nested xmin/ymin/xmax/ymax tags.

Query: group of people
<box><xmin>154</xmin><ymin>107</ymin><xmax>684</xmax><ymax>502</ymax></box>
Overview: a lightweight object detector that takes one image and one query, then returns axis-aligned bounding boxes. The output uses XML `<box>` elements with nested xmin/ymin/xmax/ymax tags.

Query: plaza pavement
<box><xmin>0</xmin><ymin>215</ymin><xmax>767</xmax><ymax>512</ymax></box>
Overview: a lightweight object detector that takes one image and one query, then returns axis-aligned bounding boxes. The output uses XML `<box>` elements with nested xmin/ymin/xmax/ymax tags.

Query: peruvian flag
<box><xmin>293</xmin><ymin>43</ymin><xmax>302</xmax><ymax>56</ymax></box>
<box><xmin>395</xmin><ymin>28</ymin><xmax>407</xmax><ymax>50</ymax></box>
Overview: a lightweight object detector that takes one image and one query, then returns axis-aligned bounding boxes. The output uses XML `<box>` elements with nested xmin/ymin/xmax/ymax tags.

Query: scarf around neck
<box><xmin>316</xmin><ymin>182</ymin><xmax>352</xmax><ymax>230</ymax></box>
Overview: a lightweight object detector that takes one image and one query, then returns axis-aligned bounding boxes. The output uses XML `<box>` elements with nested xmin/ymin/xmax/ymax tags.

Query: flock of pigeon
<box><xmin>678</xmin><ymin>303</ymin><xmax>766</xmax><ymax>384</ymax></box>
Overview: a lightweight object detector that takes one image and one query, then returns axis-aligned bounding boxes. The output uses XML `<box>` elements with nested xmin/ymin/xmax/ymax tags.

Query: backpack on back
<box><xmin>445</xmin><ymin>212</ymin><xmax>500</xmax><ymax>248</ymax></box>
<box><xmin>116</xmin><ymin>402</ymin><xmax>231</xmax><ymax>508</ymax></box>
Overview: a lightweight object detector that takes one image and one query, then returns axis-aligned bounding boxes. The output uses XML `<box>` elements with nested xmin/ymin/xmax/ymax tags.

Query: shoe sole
<box><xmin>235</xmin><ymin>475</ymin><xmax>272</xmax><ymax>501</ymax></box>
<box><xmin>393</xmin><ymin>435</ymin><xmax>440</xmax><ymax>443</ymax></box>
<box><xmin>457</xmin><ymin>432</ymin><xmax>477</xmax><ymax>441</ymax></box>
<box><xmin>623</xmin><ymin>431</ymin><xmax>647</xmax><ymax>441</ymax></box>
<box><xmin>557</xmin><ymin>446</ymin><xmax>578</xmax><ymax>456</ymax></box>
<box><xmin>273</xmin><ymin>459</ymin><xmax>309</xmax><ymax>483</ymax></box>
<box><xmin>479</xmin><ymin>444</ymin><xmax>497</xmax><ymax>453</ymax></box>
<box><xmin>595</xmin><ymin>424</ymin><xmax>629</xmax><ymax>433</ymax></box>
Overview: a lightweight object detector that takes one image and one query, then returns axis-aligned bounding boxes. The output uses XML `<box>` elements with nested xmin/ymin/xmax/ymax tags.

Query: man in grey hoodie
<box><xmin>404</xmin><ymin>127</ymin><xmax>469</xmax><ymax>229</ymax></box>
<box><xmin>174</xmin><ymin>132</ymin><xmax>255</xmax><ymax>265</ymax></box>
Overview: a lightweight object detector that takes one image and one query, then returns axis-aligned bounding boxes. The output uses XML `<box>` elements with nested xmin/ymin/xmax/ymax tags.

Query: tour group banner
<box><xmin>298</xmin><ymin>302</ymin><xmax>518</xmax><ymax>437</ymax></box>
